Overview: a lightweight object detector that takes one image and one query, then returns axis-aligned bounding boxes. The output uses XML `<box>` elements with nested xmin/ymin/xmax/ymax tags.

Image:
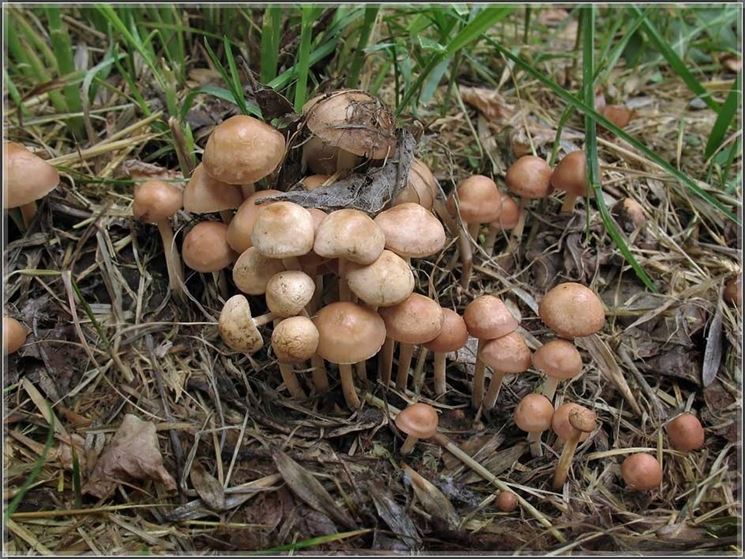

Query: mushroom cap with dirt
<box><xmin>446</xmin><ymin>175</ymin><xmax>504</xmax><ymax>224</ymax></box>
<box><xmin>183</xmin><ymin>163</ymin><xmax>243</xmax><ymax>214</ymax></box>
<box><xmin>478</xmin><ymin>331</ymin><xmax>532</xmax><ymax>374</ymax></box>
<box><xmin>265</xmin><ymin>271</ymin><xmax>316</xmax><ymax>317</ymax></box>
<box><xmin>505</xmin><ymin>155</ymin><xmax>553</xmax><ymax>199</ymax></box>
<box><xmin>312</xmin><ymin>301</ymin><xmax>387</xmax><ymax>364</ymax></box>
<box><xmin>202</xmin><ymin>115</ymin><xmax>286</xmax><ymax>185</ymax></box>
<box><xmin>532</xmin><ymin>339</ymin><xmax>583</xmax><ymax>381</ymax></box>
<box><xmin>392</xmin><ymin>159</ymin><xmax>437</xmax><ymax>210</ymax></box>
<box><xmin>251</xmin><ymin>201</ymin><xmax>316</xmax><ymax>259</ymax></box>
<box><xmin>233</xmin><ymin>247</ymin><xmax>286</xmax><ymax>295</ymax></box>
<box><xmin>666</xmin><ymin>413</ymin><xmax>705</xmax><ymax>452</ymax></box>
<box><xmin>551</xmin><ymin>403</ymin><xmax>593</xmax><ymax>443</ymax></box>
<box><xmin>514</xmin><ymin>393</ymin><xmax>555</xmax><ymax>433</ymax></box>
<box><xmin>374</xmin><ymin>203</ymin><xmax>446</xmax><ymax>259</ymax></box>
<box><xmin>379</xmin><ymin>293</ymin><xmax>445</xmax><ymax>345</ymax></box>
<box><xmin>226</xmin><ymin>190</ymin><xmax>283</xmax><ymax>254</ymax></box>
<box><xmin>133</xmin><ymin>179</ymin><xmax>183</xmax><ymax>223</ymax></box>
<box><xmin>550</xmin><ymin>151</ymin><xmax>588</xmax><ymax>198</ymax></box>
<box><xmin>3</xmin><ymin>316</ymin><xmax>27</xmax><ymax>355</ymax></box>
<box><xmin>182</xmin><ymin>221</ymin><xmax>235</xmax><ymax>273</ymax></box>
<box><xmin>313</xmin><ymin>208</ymin><xmax>385</xmax><ymax>265</ymax></box>
<box><xmin>218</xmin><ymin>295</ymin><xmax>264</xmax><ymax>354</ymax></box>
<box><xmin>621</xmin><ymin>453</ymin><xmax>662</xmax><ymax>491</ymax></box>
<box><xmin>345</xmin><ymin>250</ymin><xmax>415</xmax><ymax>308</ymax></box>
<box><xmin>395</xmin><ymin>402</ymin><xmax>439</xmax><ymax>439</ymax></box>
<box><xmin>271</xmin><ymin>316</ymin><xmax>320</xmax><ymax>364</ymax></box>
<box><xmin>539</xmin><ymin>282</ymin><xmax>605</xmax><ymax>338</ymax></box>
<box><xmin>612</xmin><ymin>197</ymin><xmax>647</xmax><ymax>231</ymax></box>
<box><xmin>3</xmin><ymin>141</ymin><xmax>60</xmax><ymax>209</ymax></box>
<box><xmin>463</xmin><ymin>295</ymin><xmax>519</xmax><ymax>340</ymax></box>
<box><xmin>423</xmin><ymin>308</ymin><xmax>469</xmax><ymax>353</ymax></box>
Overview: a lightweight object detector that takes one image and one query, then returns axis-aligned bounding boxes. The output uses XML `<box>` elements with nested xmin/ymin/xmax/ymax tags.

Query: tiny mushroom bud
<box><xmin>552</xmin><ymin>405</ymin><xmax>597</xmax><ymax>490</ymax></box>
<box><xmin>218</xmin><ymin>295</ymin><xmax>273</xmax><ymax>354</ymax></box>
<box><xmin>496</xmin><ymin>491</ymin><xmax>518</xmax><ymax>513</ymax></box>
<box><xmin>374</xmin><ymin>203</ymin><xmax>446</xmax><ymax>261</ymax></box>
<box><xmin>423</xmin><ymin>309</ymin><xmax>469</xmax><ymax>396</ymax></box>
<box><xmin>532</xmin><ymin>339</ymin><xmax>583</xmax><ymax>402</ymax></box>
<box><xmin>724</xmin><ymin>273</ymin><xmax>742</xmax><ymax>307</ymax></box>
<box><xmin>183</xmin><ymin>163</ymin><xmax>242</xmax><ymax>222</ymax></box>
<box><xmin>3</xmin><ymin>316</ymin><xmax>27</xmax><ymax>355</ymax></box>
<box><xmin>345</xmin><ymin>250</ymin><xmax>415</xmax><ymax>308</ymax></box>
<box><xmin>621</xmin><ymin>453</ymin><xmax>663</xmax><ymax>491</ymax></box>
<box><xmin>265</xmin><ymin>271</ymin><xmax>316</xmax><ymax>318</ymax></box>
<box><xmin>514</xmin><ymin>393</ymin><xmax>555</xmax><ymax>457</ymax></box>
<box><xmin>550</xmin><ymin>150</ymin><xmax>588</xmax><ymax>214</ymax></box>
<box><xmin>666</xmin><ymin>413</ymin><xmax>705</xmax><ymax>452</ymax></box>
<box><xmin>395</xmin><ymin>402</ymin><xmax>439</xmax><ymax>455</ymax></box>
<box><xmin>601</xmin><ymin>104</ymin><xmax>633</xmax><ymax>129</ymax></box>
<box><xmin>226</xmin><ymin>190</ymin><xmax>283</xmax><ymax>254</ymax></box>
<box><xmin>479</xmin><ymin>332</ymin><xmax>532</xmax><ymax>410</ymax></box>
<box><xmin>539</xmin><ymin>282</ymin><xmax>605</xmax><ymax>339</ymax></box>
<box><xmin>251</xmin><ymin>201</ymin><xmax>315</xmax><ymax>270</ymax></box>
<box><xmin>182</xmin><ymin>221</ymin><xmax>234</xmax><ymax>273</ymax></box>
<box><xmin>4</xmin><ymin>141</ymin><xmax>60</xmax><ymax>228</ymax></box>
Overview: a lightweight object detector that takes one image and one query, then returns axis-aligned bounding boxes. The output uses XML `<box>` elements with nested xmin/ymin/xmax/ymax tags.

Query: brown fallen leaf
<box><xmin>460</xmin><ymin>86</ymin><xmax>515</xmax><ymax>125</ymax></box>
<box><xmin>702</xmin><ymin>304</ymin><xmax>724</xmax><ymax>387</ymax></box>
<box><xmin>369</xmin><ymin>481</ymin><xmax>421</xmax><ymax>549</ymax></box>
<box><xmin>403</xmin><ymin>464</ymin><xmax>459</xmax><ymax>530</ymax></box>
<box><xmin>190</xmin><ymin>460</ymin><xmax>227</xmax><ymax>511</ymax></box>
<box><xmin>83</xmin><ymin>414</ymin><xmax>177</xmax><ymax>499</ymax></box>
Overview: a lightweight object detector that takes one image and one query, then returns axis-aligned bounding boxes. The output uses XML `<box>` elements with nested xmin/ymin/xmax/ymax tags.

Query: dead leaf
<box><xmin>460</xmin><ymin>86</ymin><xmax>515</xmax><ymax>125</ymax></box>
<box><xmin>403</xmin><ymin>464</ymin><xmax>459</xmax><ymax>530</ymax></box>
<box><xmin>82</xmin><ymin>414</ymin><xmax>177</xmax><ymax>499</ymax></box>
<box><xmin>369</xmin><ymin>482</ymin><xmax>421</xmax><ymax>549</ymax></box>
<box><xmin>118</xmin><ymin>159</ymin><xmax>182</xmax><ymax>180</ymax></box>
<box><xmin>702</xmin><ymin>304</ymin><xmax>724</xmax><ymax>387</ymax></box>
<box><xmin>463</xmin><ymin>441</ymin><xmax>528</xmax><ymax>484</ymax></box>
<box><xmin>190</xmin><ymin>460</ymin><xmax>226</xmax><ymax>511</ymax></box>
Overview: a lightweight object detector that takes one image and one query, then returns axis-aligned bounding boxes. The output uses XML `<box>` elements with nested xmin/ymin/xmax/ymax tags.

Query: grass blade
<box><xmin>260</xmin><ymin>7</ymin><xmax>283</xmax><ymax>83</ymax></box>
<box><xmin>705</xmin><ymin>72</ymin><xmax>741</xmax><ymax>160</ymax></box>
<box><xmin>249</xmin><ymin>529</ymin><xmax>371</xmax><ymax>555</ymax></box>
<box><xmin>203</xmin><ymin>38</ymin><xmax>251</xmax><ymax>116</ymax></box>
<box><xmin>294</xmin><ymin>6</ymin><xmax>317</xmax><ymax>111</ymax></box>
<box><xmin>346</xmin><ymin>6</ymin><xmax>379</xmax><ymax>88</ymax></box>
<box><xmin>45</xmin><ymin>6</ymin><xmax>83</xmax><ymax>135</ymax></box>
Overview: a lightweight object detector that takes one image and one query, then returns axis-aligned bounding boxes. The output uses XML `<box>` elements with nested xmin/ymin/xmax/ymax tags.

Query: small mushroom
<box><xmin>532</xmin><ymin>339</ymin><xmax>583</xmax><ymax>402</ymax></box>
<box><xmin>374</xmin><ymin>203</ymin><xmax>446</xmax><ymax>262</ymax></box>
<box><xmin>612</xmin><ymin>197</ymin><xmax>647</xmax><ymax>232</ymax></box>
<box><xmin>391</xmin><ymin>159</ymin><xmax>438</xmax><ymax>210</ymax></box>
<box><xmin>539</xmin><ymin>282</ymin><xmax>605</xmax><ymax>339</ymax></box>
<box><xmin>395</xmin><ymin>402</ymin><xmax>439</xmax><ymax>455</ymax></box>
<box><xmin>218</xmin><ymin>295</ymin><xmax>274</xmax><ymax>354</ymax></box>
<box><xmin>300</xmin><ymin>174</ymin><xmax>332</xmax><ymax>190</ymax></box>
<box><xmin>423</xmin><ymin>308</ymin><xmax>469</xmax><ymax>396</ymax></box>
<box><xmin>3</xmin><ymin>316</ymin><xmax>27</xmax><ymax>355</ymax></box>
<box><xmin>550</xmin><ymin>151</ymin><xmax>588</xmax><ymax>214</ymax></box>
<box><xmin>265</xmin><ymin>271</ymin><xmax>316</xmax><ymax>318</ymax></box>
<box><xmin>496</xmin><ymin>491</ymin><xmax>518</xmax><ymax>513</ymax></box>
<box><xmin>551</xmin><ymin>404</ymin><xmax>597</xmax><ymax>489</ymax></box>
<box><xmin>504</xmin><ymin>155</ymin><xmax>553</xmax><ymax>240</ymax></box>
<box><xmin>551</xmin><ymin>403</ymin><xmax>593</xmax><ymax>444</ymax></box>
<box><xmin>601</xmin><ymin>104</ymin><xmax>633</xmax><ymax>129</ymax></box>
<box><xmin>345</xmin><ymin>250</ymin><xmax>415</xmax><ymax>309</ymax></box>
<box><xmin>479</xmin><ymin>331</ymin><xmax>532</xmax><ymax>410</ymax></box>
<box><xmin>251</xmin><ymin>201</ymin><xmax>316</xmax><ymax>270</ymax></box>
<box><xmin>724</xmin><ymin>273</ymin><xmax>742</xmax><ymax>307</ymax></box>
<box><xmin>271</xmin><ymin>316</ymin><xmax>321</xmax><ymax>400</ymax></box>
<box><xmin>4</xmin><ymin>141</ymin><xmax>60</xmax><ymax>229</ymax></box>
<box><xmin>233</xmin><ymin>247</ymin><xmax>286</xmax><ymax>295</ymax></box>
<box><xmin>183</xmin><ymin>163</ymin><xmax>243</xmax><ymax>224</ymax></box>
<box><xmin>484</xmin><ymin>195</ymin><xmax>521</xmax><ymax>256</ymax></box>
<box><xmin>225</xmin><ymin>190</ymin><xmax>283</xmax><ymax>254</ymax></box>
<box><xmin>182</xmin><ymin>221</ymin><xmax>235</xmax><ymax>273</ymax></box>
<box><xmin>621</xmin><ymin>453</ymin><xmax>662</xmax><ymax>491</ymax></box>
<box><xmin>666</xmin><ymin>413</ymin><xmax>705</xmax><ymax>452</ymax></box>
<box><xmin>514</xmin><ymin>393</ymin><xmax>555</xmax><ymax>457</ymax></box>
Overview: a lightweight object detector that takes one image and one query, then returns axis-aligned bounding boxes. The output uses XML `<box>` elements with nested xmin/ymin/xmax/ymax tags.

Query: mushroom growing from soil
<box><xmin>514</xmin><ymin>393</ymin><xmax>555</xmax><ymax>457</ymax></box>
<box><xmin>233</xmin><ymin>247</ymin><xmax>286</xmax><ymax>296</ymax></box>
<box><xmin>395</xmin><ymin>402</ymin><xmax>439</xmax><ymax>455</ymax></box>
<box><xmin>271</xmin><ymin>316</ymin><xmax>321</xmax><ymax>400</ymax></box>
<box><xmin>218</xmin><ymin>294</ymin><xmax>275</xmax><ymax>354</ymax></box>
<box><xmin>484</xmin><ymin>195</ymin><xmax>522</xmax><ymax>256</ymax></box>
<box><xmin>3</xmin><ymin>316</ymin><xmax>27</xmax><ymax>355</ymax></box>
<box><xmin>550</xmin><ymin>150</ymin><xmax>589</xmax><ymax>214</ymax></box>
<box><xmin>265</xmin><ymin>271</ymin><xmax>316</xmax><ymax>318</ymax></box>
<box><xmin>539</xmin><ymin>282</ymin><xmax>605</xmax><ymax>339</ymax></box>
<box><xmin>313</xmin><ymin>302</ymin><xmax>387</xmax><ymax>409</ymax></box>
<box><xmin>551</xmin><ymin>404</ymin><xmax>597</xmax><ymax>489</ymax></box>
<box><xmin>532</xmin><ymin>339</ymin><xmax>583</xmax><ymax>402</ymax></box>
<box><xmin>133</xmin><ymin>179</ymin><xmax>185</xmax><ymax>298</ymax></box>
<box><xmin>302</xmin><ymin>135</ymin><xmax>356</xmax><ymax>175</ymax></box>
<box><xmin>666</xmin><ymin>413</ymin><xmax>705</xmax><ymax>452</ymax></box>
<box><xmin>496</xmin><ymin>491</ymin><xmax>518</xmax><ymax>513</ymax></box>
<box><xmin>225</xmin><ymin>190</ymin><xmax>283</xmax><ymax>254</ymax></box>
<box><xmin>478</xmin><ymin>331</ymin><xmax>532</xmax><ymax>410</ymax></box>
<box><xmin>391</xmin><ymin>159</ymin><xmax>438</xmax><ymax>210</ymax></box>
<box><xmin>182</xmin><ymin>221</ymin><xmax>234</xmax><ymax>273</ymax></box>
<box><xmin>504</xmin><ymin>155</ymin><xmax>553</xmax><ymax>240</ymax></box>
<box><xmin>345</xmin><ymin>250</ymin><xmax>415</xmax><ymax>309</ymax></box>
<box><xmin>601</xmin><ymin>104</ymin><xmax>633</xmax><ymax>129</ymax></box>
<box><xmin>621</xmin><ymin>453</ymin><xmax>663</xmax><ymax>491</ymax></box>
<box><xmin>374</xmin><ymin>203</ymin><xmax>447</xmax><ymax>263</ymax></box>
<box><xmin>612</xmin><ymin>197</ymin><xmax>647</xmax><ymax>232</ymax></box>
<box><xmin>4</xmin><ymin>141</ymin><xmax>60</xmax><ymax>229</ymax></box>
<box><xmin>423</xmin><ymin>308</ymin><xmax>469</xmax><ymax>396</ymax></box>
<box><xmin>183</xmin><ymin>163</ymin><xmax>243</xmax><ymax>224</ymax></box>
<box><xmin>251</xmin><ymin>201</ymin><xmax>316</xmax><ymax>271</ymax></box>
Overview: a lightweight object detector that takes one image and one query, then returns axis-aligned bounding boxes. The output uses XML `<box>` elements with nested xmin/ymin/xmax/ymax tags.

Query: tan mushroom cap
<box><xmin>183</xmin><ymin>163</ymin><xmax>242</xmax><ymax>213</ymax></box>
<box><xmin>379</xmin><ymin>293</ymin><xmax>444</xmax><ymax>345</ymax></box>
<box><xmin>569</xmin><ymin>406</ymin><xmax>597</xmax><ymax>433</ymax></box>
<box><xmin>489</xmin><ymin>196</ymin><xmax>521</xmax><ymax>230</ymax></box>
<box><xmin>612</xmin><ymin>197</ymin><xmax>647</xmax><ymax>231</ymax></box>
<box><xmin>374</xmin><ymin>203</ymin><xmax>446</xmax><ymax>258</ymax></box>
<box><xmin>479</xmin><ymin>331</ymin><xmax>532</xmax><ymax>374</ymax></box>
<box><xmin>551</xmin><ymin>403</ymin><xmax>592</xmax><ymax>443</ymax></box>
<box><xmin>539</xmin><ymin>282</ymin><xmax>605</xmax><ymax>338</ymax></box>
<box><xmin>297</xmin><ymin>208</ymin><xmax>330</xmax><ymax>270</ymax></box>
<box><xmin>233</xmin><ymin>247</ymin><xmax>286</xmax><ymax>295</ymax></box>
<box><xmin>226</xmin><ymin>190</ymin><xmax>283</xmax><ymax>254</ymax></box>
<box><xmin>550</xmin><ymin>151</ymin><xmax>588</xmax><ymax>197</ymax></box>
<box><xmin>301</xmin><ymin>174</ymin><xmax>331</xmax><ymax>191</ymax></box>
<box><xmin>621</xmin><ymin>453</ymin><xmax>662</xmax><ymax>491</ymax></box>
<box><xmin>3</xmin><ymin>316</ymin><xmax>27</xmax><ymax>355</ymax></box>
<box><xmin>463</xmin><ymin>295</ymin><xmax>518</xmax><ymax>340</ymax></box>
<box><xmin>202</xmin><ymin>115</ymin><xmax>286</xmax><ymax>185</ymax></box>
<box><xmin>265</xmin><ymin>271</ymin><xmax>316</xmax><ymax>317</ymax></box>
<box><xmin>392</xmin><ymin>159</ymin><xmax>437</xmax><ymax>210</ymax></box>
<box><xmin>183</xmin><ymin>221</ymin><xmax>234</xmax><ymax>273</ymax></box>
<box><xmin>345</xmin><ymin>250</ymin><xmax>415</xmax><ymax>307</ymax></box>
<box><xmin>4</xmin><ymin>142</ymin><xmax>60</xmax><ymax>208</ymax></box>
<box><xmin>446</xmin><ymin>175</ymin><xmax>504</xmax><ymax>223</ymax></box>
<box><xmin>271</xmin><ymin>316</ymin><xmax>319</xmax><ymax>364</ymax></box>
<box><xmin>251</xmin><ymin>201</ymin><xmax>315</xmax><ymax>258</ymax></box>
<box><xmin>423</xmin><ymin>308</ymin><xmax>469</xmax><ymax>353</ymax></box>
<box><xmin>218</xmin><ymin>295</ymin><xmax>263</xmax><ymax>353</ymax></box>
<box><xmin>313</xmin><ymin>302</ymin><xmax>386</xmax><ymax>364</ymax></box>
<box><xmin>532</xmin><ymin>339</ymin><xmax>582</xmax><ymax>380</ymax></box>
<box><xmin>666</xmin><ymin>413</ymin><xmax>705</xmax><ymax>452</ymax></box>
<box><xmin>496</xmin><ymin>491</ymin><xmax>518</xmax><ymax>513</ymax></box>
<box><xmin>505</xmin><ymin>155</ymin><xmax>553</xmax><ymax>199</ymax></box>
<box><xmin>313</xmin><ymin>209</ymin><xmax>385</xmax><ymax>265</ymax></box>
<box><xmin>395</xmin><ymin>403</ymin><xmax>439</xmax><ymax>439</ymax></box>
<box><xmin>303</xmin><ymin>89</ymin><xmax>397</xmax><ymax>160</ymax></box>
<box><xmin>133</xmin><ymin>179</ymin><xmax>183</xmax><ymax>223</ymax></box>
<box><xmin>601</xmin><ymin>105</ymin><xmax>633</xmax><ymax>129</ymax></box>
<box><xmin>514</xmin><ymin>393</ymin><xmax>555</xmax><ymax>433</ymax></box>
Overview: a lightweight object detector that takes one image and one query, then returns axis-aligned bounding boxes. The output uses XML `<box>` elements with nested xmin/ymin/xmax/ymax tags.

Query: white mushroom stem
<box><xmin>541</xmin><ymin>376</ymin><xmax>560</xmax><ymax>403</ymax></box>
<box><xmin>508</xmin><ymin>198</ymin><xmax>528</xmax><ymax>247</ymax></box>
<box><xmin>484</xmin><ymin>225</ymin><xmax>505</xmax><ymax>257</ymax></box>
<box><xmin>560</xmin><ymin>193</ymin><xmax>578</xmax><ymax>214</ymax></box>
<box><xmin>467</xmin><ymin>222</ymin><xmax>481</xmax><ymax>245</ymax></box>
<box><xmin>156</xmin><ymin>219</ymin><xmax>186</xmax><ymax>299</ymax></box>
<box><xmin>552</xmin><ymin>430</ymin><xmax>581</xmax><ymax>490</ymax></box>
<box><xmin>212</xmin><ymin>271</ymin><xmax>229</xmax><ymax>300</ymax></box>
<box><xmin>339</xmin><ymin>363</ymin><xmax>361</xmax><ymax>409</ymax></box>
<box><xmin>482</xmin><ymin>369</ymin><xmax>506</xmax><ymax>410</ymax></box>
<box><xmin>310</xmin><ymin>354</ymin><xmax>329</xmax><ymax>394</ymax></box>
<box><xmin>241</xmin><ymin>183</ymin><xmax>255</xmax><ymax>199</ymax></box>
<box><xmin>253</xmin><ymin>312</ymin><xmax>276</xmax><ymax>328</ymax></box>
<box><xmin>400</xmin><ymin>434</ymin><xmax>419</xmax><ymax>455</ymax></box>
<box><xmin>527</xmin><ymin>431</ymin><xmax>544</xmax><ymax>458</ymax></box>
<box><xmin>412</xmin><ymin>347</ymin><xmax>429</xmax><ymax>394</ymax></box>
<box><xmin>380</xmin><ymin>337</ymin><xmax>395</xmax><ymax>387</ymax></box>
<box><xmin>472</xmin><ymin>339</ymin><xmax>487</xmax><ymax>409</ymax></box>
<box><xmin>396</xmin><ymin>342</ymin><xmax>416</xmax><ymax>391</ymax></box>
<box><xmin>458</xmin><ymin>221</ymin><xmax>474</xmax><ymax>290</ymax></box>
<box><xmin>433</xmin><ymin>352</ymin><xmax>448</xmax><ymax>396</ymax></box>
<box><xmin>272</xmin><ymin>319</ymin><xmax>307</xmax><ymax>400</ymax></box>
<box><xmin>19</xmin><ymin>202</ymin><xmax>38</xmax><ymax>229</ymax></box>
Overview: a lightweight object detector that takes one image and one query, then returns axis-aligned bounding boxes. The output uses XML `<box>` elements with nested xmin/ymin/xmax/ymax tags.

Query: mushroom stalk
<box><xmin>278</xmin><ymin>363</ymin><xmax>307</xmax><ymax>400</ymax></box>
<box><xmin>380</xmin><ymin>337</ymin><xmax>395</xmax><ymax>387</ymax></box>
<box><xmin>339</xmin><ymin>363</ymin><xmax>361</xmax><ymax>409</ymax></box>
<box><xmin>400</xmin><ymin>434</ymin><xmax>419</xmax><ymax>455</ymax></box>
<box><xmin>484</xmin><ymin>225</ymin><xmax>503</xmax><ymax>257</ymax></box>
<box><xmin>482</xmin><ymin>369</ymin><xmax>506</xmax><ymax>410</ymax></box>
<box><xmin>541</xmin><ymin>376</ymin><xmax>560</xmax><ymax>403</ymax></box>
<box><xmin>552</xmin><ymin>430</ymin><xmax>581</xmax><ymax>490</ymax></box>
<box><xmin>212</xmin><ymin>270</ymin><xmax>229</xmax><ymax>300</ymax></box>
<box><xmin>467</xmin><ymin>222</ymin><xmax>481</xmax><ymax>245</ymax></box>
<box><xmin>527</xmin><ymin>431</ymin><xmax>543</xmax><ymax>458</ymax></box>
<box><xmin>282</xmin><ymin>257</ymin><xmax>303</xmax><ymax>271</ymax></box>
<box><xmin>412</xmin><ymin>347</ymin><xmax>428</xmax><ymax>394</ymax></box>
<box><xmin>433</xmin><ymin>352</ymin><xmax>448</xmax><ymax>396</ymax></box>
<box><xmin>396</xmin><ymin>342</ymin><xmax>416</xmax><ymax>391</ymax></box>
<box><xmin>560</xmin><ymin>193</ymin><xmax>578</xmax><ymax>214</ymax></box>
<box><xmin>355</xmin><ymin>360</ymin><xmax>367</xmax><ymax>384</ymax></box>
<box><xmin>241</xmin><ymin>184</ymin><xmax>255</xmax><ymax>199</ymax></box>
<box><xmin>310</xmin><ymin>354</ymin><xmax>329</xmax><ymax>393</ymax></box>
<box><xmin>472</xmin><ymin>339</ymin><xmax>487</xmax><ymax>409</ymax></box>
<box><xmin>19</xmin><ymin>201</ymin><xmax>38</xmax><ymax>229</ymax></box>
<box><xmin>156</xmin><ymin>220</ymin><xmax>186</xmax><ymax>299</ymax></box>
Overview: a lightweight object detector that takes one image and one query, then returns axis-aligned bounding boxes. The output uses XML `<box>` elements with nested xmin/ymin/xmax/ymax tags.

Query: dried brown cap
<box><xmin>532</xmin><ymin>339</ymin><xmax>582</xmax><ymax>380</ymax></box>
<box><xmin>203</xmin><ymin>115</ymin><xmax>286</xmax><ymax>184</ymax></box>
<box><xmin>424</xmin><ymin>308</ymin><xmax>469</xmax><ymax>353</ymax></box>
<box><xmin>550</xmin><ymin>151</ymin><xmax>588</xmax><ymax>197</ymax></box>
<box><xmin>395</xmin><ymin>403</ymin><xmax>438</xmax><ymax>439</ymax></box>
<box><xmin>265</xmin><ymin>271</ymin><xmax>316</xmax><ymax>317</ymax></box>
<box><xmin>183</xmin><ymin>221</ymin><xmax>234</xmax><ymax>273</ymax></box>
<box><xmin>233</xmin><ymin>247</ymin><xmax>285</xmax><ymax>295</ymax></box>
<box><xmin>514</xmin><ymin>393</ymin><xmax>554</xmax><ymax>433</ymax></box>
<box><xmin>621</xmin><ymin>453</ymin><xmax>662</xmax><ymax>491</ymax></box>
<box><xmin>612</xmin><ymin>197</ymin><xmax>647</xmax><ymax>231</ymax></box>
<box><xmin>446</xmin><ymin>175</ymin><xmax>503</xmax><ymax>223</ymax></box>
<box><xmin>3</xmin><ymin>316</ymin><xmax>27</xmax><ymax>355</ymax></box>
<box><xmin>183</xmin><ymin>163</ymin><xmax>242</xmax><ymax>213</ymax></box>
<box><xmin>505</xmin><ymin>155</ymin><xmax>553</xmax><ymax>199</ymax></box>
<box><xmin>226</xmin><ymin>190</ymin><xmax>282</xmax><ymax>254</ymax></box>
<box><xmin>218</xmin><ymin>295</ymin><xmax>263</xmax><ymax>353</ymax></box>
<box><xmin>551</xmin><ymin>403</ymin><xmax>592</xmax><ymax>443</ymax></box>
<box><xmin>496</xmin><ymin>491</ymin><xmax>518</xmax><ymax>513</ymax></box>
<box><xmin>489</xmin><ymin>195</ymin><xmax>521</xmax><ymax>231</ymax></box>
<box><xmin>303</xmin><ymin>90</ymin><xmax>397</xmax><ymax>160</ymax></box>
<box><xmin>271</xmin><ymin>316</ymin><xmax>320</xmax><ymax>364</ymax></box>
<box><xmin>392</xmin><ymin>159</ymin><xmax>437</xmax><ymax>210</ymax></box>
<box><xmin>463</xmin><ymin>295</ymin><xmax>518</xmax><ymax>340</ymax></box>
<box><xmin>539</xmin><ymin>282</ymin><xmax>605</xmax><ymax>338</ymax></box>
<box><xmin>374</xmin><ymin>203</ymin><xmax>446</xmax><ymax>258</ymax></box>
<box><xmin>4</xmin><ymin>142</ymin><xmax>60</xmax><ymax>208</ymax></box>
<box><xmin>251</xmin><ymin>201</ymin><xmax>315</xmax><ymax>258</ymax></box>
<box><xmin>133</xmin><ymin>179</ymin><xmax>183</xmax><ymax>223</ymax></box>
<box><xmin>313</xmin><ymin>302</ymin><xmax>386</xmax><ymax>364</ymax></box>
<box><xmin>345</xmin><ymin>250</ymin><xmax>415</xmax><ymax>307</ymax></box>
<box><xmin>301</xmin><ymin>174</ymin><xmax>331</xmax><ymax>190</ymax></box>
<box><xmin>313</xmin><ymin>209</ymin><xmax>385</xmax><ymax>265</ymax></box>
<box><xmin>666</xmin><ymin>413</ymin><xmax>705</xmax><ymax>452</ymax></box>
<box><xmin>724</xmin><ymin>273</ymin><xmax>742</xmax><ymax>307</ymax></box>
<box><xmin>479</xmin><ymin>332</ymin><xmax>531</xmax><ymax>374</ymax></box>
<box><xmin>379</xmin><ymin>293</ymin><xmax>444</xmax><ymax>344</ymax></box>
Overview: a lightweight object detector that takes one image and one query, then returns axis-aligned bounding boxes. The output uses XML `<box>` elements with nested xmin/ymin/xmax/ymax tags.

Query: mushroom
<box><xmin>345</xmin><ymin>250</ymin><xmax>415</xmax><ymax>309</ymax></box>
<box><xmin>225</xmin><ymin>190</ymin><xmax>283</xmax><ymax>254</ymax></box>
<box><xmin>551</xmin><ymin>403</ymin><xmax>593</xmax><ymax>444</ymax></box>
<box><xmin>313</xmin><ymin>302</ymin><xmax>386</xmax><ymax>409</ymax></box>
<box><xmin>612</xmin><ymin>197</ymin><xmax>647</xmax><ymax>232</ymax></box>
<box><xmin>551</xmin><ymin>404</ymin><xmax>597</xmax><ymax>489</ymax></box>
<box><xmin>532</xmin><ymin>339</ymin><xmax>583</xmax><ymax>402</ymax></box>
<box><xmin>395</xmin><ymin>402</ymin><xmax>439</xmax><ymax>455</ymax></box>
<box><xmin>299</xmin><ymin>207</ymin><xmax>331</xmax><ymax>313</ymax></box>
<box><xmin>484</xmin><ymin>195</ymin><xmax>521</xmax><ymax>256</ymax></box>
<box><xmin>538</xmin><ymin>282</ymin><xmax>605</xmax><ymax>339</ymax></box>
<box><xmin>265</xmin><ymin>271</ymin><xmax>316</xmax><ymax>318</ymax></box>
<box><xmin>3</xmin><ymin>316</ymin><xmax>27</xmax><ymax>355</ymax></box>
<box><xmin>379</xmin><ymin>293</ymin><xmax>444</xmax><ymax>391</ymax></box>
<box><xmin>374</xmin><ymin>203</ymin><xmax>446</xmax><ymax>263</ymax></box>
<box><xmin>300</xmin><ymin>174</ymin><xmax>331</xmax><ymax>190</ymax></box>
<box><xmin>478</xmin><ymin>331</ymin><xmax>532</xmax><ymax>410</ymax></box>
<box><xmin>251</xmin><ymin>201</ymin><xmax>315</xmax><ymax>270</ymax></box>
<box><xmin>601</xmin><ymin>104</ymin><xmax>633</xmax><ymax>129</ymax></box>
<box><xmin>550</xmin><ymin>150</ymin><xmax>589</xmax><ymax>214</ymax></box>
<box><xmin>183</xmin><ymin>163</ymin><xmax>242</xmax><ymax>224</ymax></box>
<box><xmin>233</xmin><ymin>247</ymin><xmax>286</xmax><ymax>295</ymax></box>
<box><xmin>313</xmin><ymin>209</ymin><xmax>386</xmax><ymax>301</ymax></box>
<box><xmin>4</xmin><ymin>141</ymin><xmax>60</xmax><ymax>229</ymax></box>
<box><xmin>514</xmin><ymin>393</ymin><xmax>555</xmax><ymax>457</ymax></box>
<box><xmin>391</xmin><ymin>159</ymin><xmax>437</xmax><ymax>210</ymax></box>
<box><xmin>423</xmin><ymin>308</ymin><xmax>469</xmax><ymax>396</ymax></box>
<box><xmin>218</xmin><ymin>294</ymin><xmax>273</xmax><ymax>354</ymax></box>
<box><xmin>724</xmin><ymin>273</ymin><xmax>742</xmax><ymax>307</ymax></box>
<box><xmin>202</xmin><ymin>115</ymin><xmax>286</xmax><ymax>197</ymax></box>
<box><xmin>666</xmin><ymin>413</ymin><xmax>705</xmax><ymax>452</ymax></box>
<box><xmin>133</xmin><ymin>179</ymin><xmax>185</xmax><ymax>298</ymax></box>
<box><xmin>621</xmin><ymin>453</ymin><xmax>662</xmax><ymax>491</ymax></box>
<box><xmin>504</xmin><ymin>155</ymin><xmax>553</xmax><ymax>240</ymax></box>
<box><xmin>271</xmin><ymin>316</ymin><xmax>320</xmax><ymax>400</ymax></box>
<box><xmin>463</xmin><ymin>295</ymin><xmax>519</xmax><ymax>409</ymax></box>
<box><xmin>496</xmin><ymin>491</ymin><xmax>518</xmax><ymax>513</ymax></box>
<box><xmin>182</xmin><ymin>221</ymin><xmax>234</xmax><ymax>273</ymax></box>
